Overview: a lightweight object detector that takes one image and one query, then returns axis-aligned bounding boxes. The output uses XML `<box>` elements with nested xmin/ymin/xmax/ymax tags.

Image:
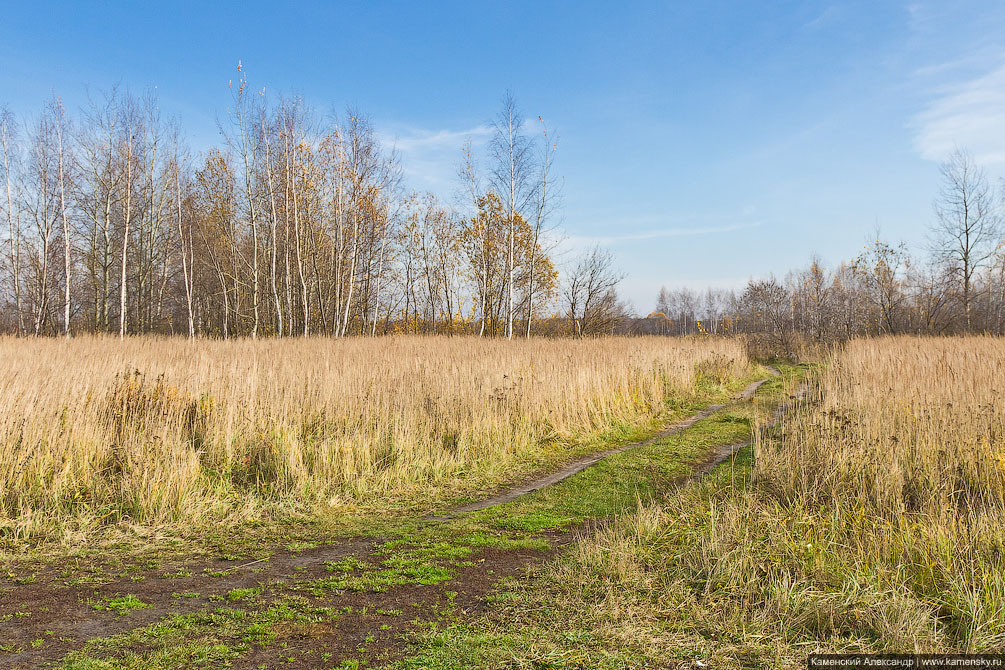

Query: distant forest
<box><xmin>1</xmin><ymin>72</ymin><xmax>1002</xmax><ymax>340</ymax></box>
<box><xmin>639</xmin><ymin>148</ymin><xmax>1005</xmax><ymax>345</ymax></box>
<box><xmin>0</xmin><ymin>75</ymin><xmax>583</xmax><ymax>338</ymax></box>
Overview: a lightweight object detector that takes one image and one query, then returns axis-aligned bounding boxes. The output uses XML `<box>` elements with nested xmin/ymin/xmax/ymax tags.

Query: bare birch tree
<box><xmin>526</xmin><ymin>118</ymin><xmax>558</xmax><ymax>337</ymax></box>
<box><xmin>932</xmin><ymin>149</ymin><xmax>1001</xmax><ymax>331</ymax></box>
<box><xmin>51</xmin><ymin>96</ymin><xmax>73</xmax><ymax>337</ymax></box>
<box><xmin>1</xmin><ymin>107</ymin><xmax>24</xmax><ymax>334</ymax></box>
<box><xmin>172</xmin><ymin>128</ymin><xmax>195</xmax><ymax>338</ymax></box>
<box><xmin>564</xmin><ymin>246</ymin><xmax>625</xmax><ymax>336</ymax></box>
<box><xmin>119</xmin><ymin>97</ymin><xmax>136</xmax><ymax>339</ymax></box>
<box><xmin>77</xmin><ymin>90</ymin><xmax>122</xmax><ymax>332</ymax></box>
<box><xmin>228</xmin><ymin>63</ymin><xmax>261</xmax><ymax>338</ymax></box>
<box><xmin>24</xmin><ymin>110</ymin><xmax>61</xmax><ymax>335</ymax></box>
<box><xmin>490</xmin><ymin>91</ymin><xmax>533</xmax><ymax>339</ymax></box>
<box><xmin>259</xmin><ymin>89</ymin><xmax>283</xmax><ymax>336</ymax></box>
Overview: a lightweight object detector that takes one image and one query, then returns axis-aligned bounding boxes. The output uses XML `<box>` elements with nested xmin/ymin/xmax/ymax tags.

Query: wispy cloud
<box><xmin>912</xmin><ymin>64</ymin><xmax>1005</xmax><ymax>164</ymax></box>
<box><xmin>567</xmin><ymin>220</ymin><xmax>764</xmax><ymax>248</ymax></box>
<box><xmin>382</xmin><ymin>124</ymin><xmax>492</xmax><ymax>193</ymax></box>
<box><xmin>389</xmin><ymin>124</ymin><xmax>492</xmax><ymax>154</ymax></box>
<box><xmin>803</xmin><ymin>5</ymin><xmax>840</xmax><ymax>31</ymax></box>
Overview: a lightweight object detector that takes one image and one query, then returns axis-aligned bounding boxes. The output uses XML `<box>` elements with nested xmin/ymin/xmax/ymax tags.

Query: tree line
<box><xmin>1</xmin><ymin>70</ymin><xmax>635</xmax><ymax>338</ymax></box>
<box><xmin>4</xmin><ymin>71</ymin><xmax>1001</xmax><ymax>342</ymax></box>
<box><xmin>636</xmin><ymin>149</ymin><xmax>1005</xmax><ymax>345</ymax></box>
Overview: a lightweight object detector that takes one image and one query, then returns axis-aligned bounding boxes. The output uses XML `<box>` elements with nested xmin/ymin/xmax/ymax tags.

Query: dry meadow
<box><xmin>547</xmin><ymin>336</ymin><xmax>1005</xmax><ymax>661</ymax></box>
<box><xmin>0</xmin><ymin>335</ymin><xmax>750</xmax><ymax>544</ymax></box>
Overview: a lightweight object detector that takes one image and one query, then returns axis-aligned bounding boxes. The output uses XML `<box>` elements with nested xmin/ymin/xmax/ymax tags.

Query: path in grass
<box><xmin>440</xmin><ymin>369</ymin><xmax>778</xmax><ymax>516</ymax></box>
<box><xmin>0</xmin><ymin>367</ymin><xmax>798</xmax><ymax>669</ymax></box>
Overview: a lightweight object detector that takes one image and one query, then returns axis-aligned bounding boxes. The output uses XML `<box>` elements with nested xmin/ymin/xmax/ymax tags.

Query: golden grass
<box><xmin>760</xmin><ymin>336</ymin><xmax>1005</xmax><ymax>519</ymax></box>
<box><xmin>753</xmin><ymin>336</ymin><xmax>1005</xmax><ymax>650</ymax></box>
<box><xmin>552</xmin><ymin>338</ymin><xmax>1005</xmax><ymax>663</ymax></box>
<box><xmin>0</xmin><ymin>334</ymin><xmax>749</xmax><ymax>543</ymax></box>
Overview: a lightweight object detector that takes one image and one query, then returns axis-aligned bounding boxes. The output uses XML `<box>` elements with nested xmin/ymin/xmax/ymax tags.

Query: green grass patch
<box><xmin>62</xmin><ymin>598</ymin><xmax>340</xmax><ymax>668</ymax></box>
<box><xmin>91</xmin><ymin>595</ymin><xmax>152</xmax><ymax>616</ymax></box>
<box><xmin>225</xmin><ymin>586</ymin><xmax>262</xmax><ymax>602</ymax></box>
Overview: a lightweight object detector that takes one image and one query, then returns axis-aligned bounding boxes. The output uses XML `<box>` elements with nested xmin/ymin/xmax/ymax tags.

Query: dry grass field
<box><xmin>752</xmin><ymin>337</ymin><xmax>1005</xmax><ymax>649</ymax></box>
<box><xmin>508</xmin><ymin>337</ymin><xmax>1005</xmax><ymax>666</ymax></box>
<box><xmin>10</xmin><ymin>335</ymin><xmax>1001</xmax><ymax>667</ymax></box>
<box><xmin>0</xmin><ymin>335</ymin><xmax>750</xmax><ymax>544</ymax></box>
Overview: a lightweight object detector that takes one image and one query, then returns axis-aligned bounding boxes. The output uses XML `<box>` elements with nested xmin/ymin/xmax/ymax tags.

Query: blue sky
<box><xmin>3</xmin><ymin>1</ymin><xmax>1005</xmax><ymax>310</ymax></box>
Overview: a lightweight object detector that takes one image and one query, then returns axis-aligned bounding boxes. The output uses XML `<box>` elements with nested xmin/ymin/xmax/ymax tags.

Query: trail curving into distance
<box><xmin>1</xmin><ymin>366</ymin><xmax>804</xmax><ymax>669</ymax></box>
<box><xmin>440</xmin><ymin>366</ymin><xmax>782</xmax><ymax>517</ymax></box>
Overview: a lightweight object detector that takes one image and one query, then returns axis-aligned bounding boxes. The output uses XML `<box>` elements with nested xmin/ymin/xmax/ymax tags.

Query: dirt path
<box><xmin>685</xmin><ymin>372</ymin><xmax>810</xmax><ymax>484</ymax></box>
<box><xmin>0</xmin><ymin>369</ymin><xmax>790</xmax><ymax>669</ymax></box>
<box><xmin>443</xmin><ymin>369</ymin><xmax>779</xmax><ymax>516</ymax></box>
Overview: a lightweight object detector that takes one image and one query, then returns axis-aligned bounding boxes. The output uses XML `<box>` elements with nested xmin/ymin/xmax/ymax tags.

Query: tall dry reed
<box><xmin>0</xmin><ymin>335</ymin><xmax>749</xmax><ymax>542</ymax></box>
<box><xmin>557</xmin><ymin>338</ymin><xmax>1005</xmax><ymax>658</ymax></box>
<box><xmin>759</xmin><ymin>336</ymin><xmax>1005</xmax><ymax>519</ymax></box>
<box><xmin>751</xmin><ymin>336</ymin><xmax>1005</xmax><ymax>649</ymax></box>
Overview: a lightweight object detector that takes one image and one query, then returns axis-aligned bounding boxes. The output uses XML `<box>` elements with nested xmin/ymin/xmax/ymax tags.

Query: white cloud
<box><xmin>803</xmin><ymin>5</ymin><xmax>840</xmax><ymax>31</ymax></box>
<box><xmin>390</xmin><ymin>124</ymin><xmax>492</xmax><ymax>154</ymax></box>
<box><xmin>566</xmin><ymin>220</ymin><xmax>764</xmax><ymax>249</ymax></box>
<box><xmin>912</xmin><ymin>64</ymin><xmax>1005</xmax><ymax>165</ymax></box>
<box><xmin>381</xmin><ymin>124</ymin><xmax>492</xmax><ymax>194</ymax></box>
